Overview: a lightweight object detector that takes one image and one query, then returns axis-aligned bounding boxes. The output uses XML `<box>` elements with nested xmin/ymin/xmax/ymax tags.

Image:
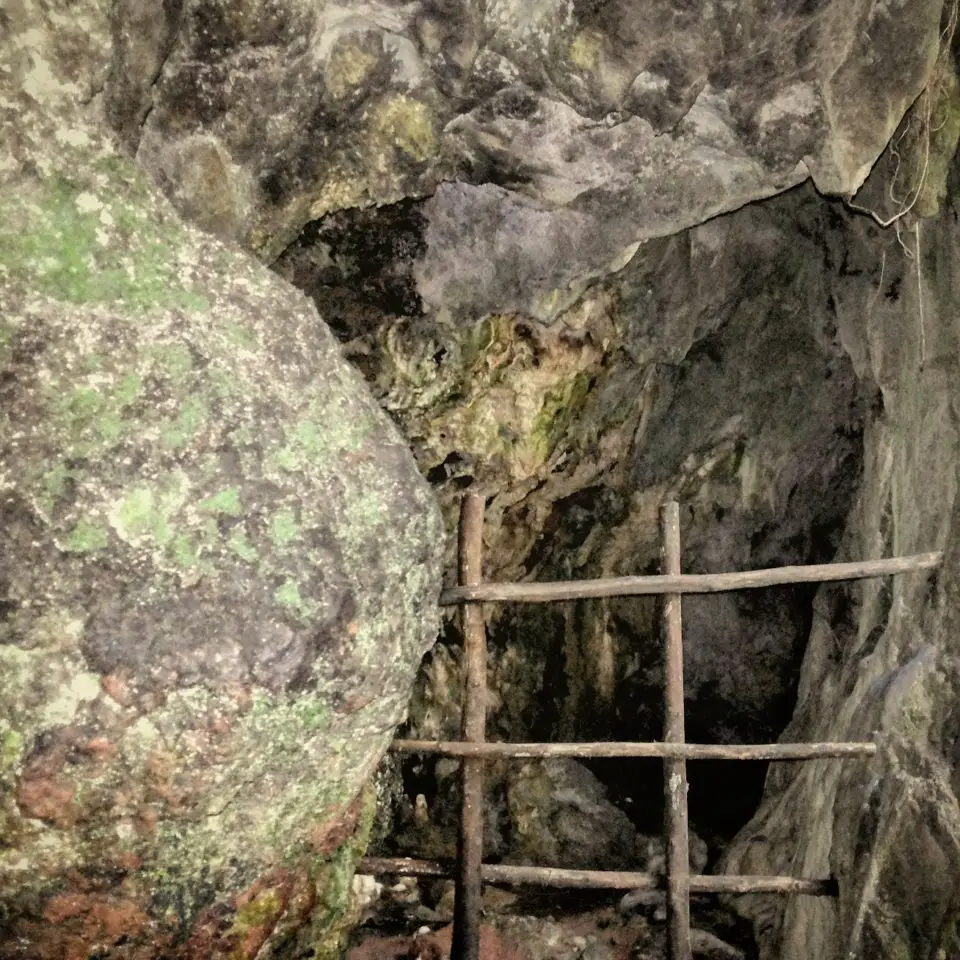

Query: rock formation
<box><xmin>0</xmin><ymin>4</ymin><xmax>442</xmax><ymax>957</ymax></box>
<box><xmin>5</xmin><ymin>0</ymin><xmax>960</xmax><ymax>957</ymax></box>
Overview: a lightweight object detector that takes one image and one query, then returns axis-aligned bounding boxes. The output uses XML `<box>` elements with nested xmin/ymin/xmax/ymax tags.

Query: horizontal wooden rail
<box><xmin>358</xmin><ymin>857</ymin><xmax>837</xmax><ymax>896</ymax></box>
<box><xmin>438</xmin><ymin>552</ymin><xmax>941</xmax><ymax>606</ymax></box>
<box><xmin>392</xmin><ymin>739</ymin><xmax>877</xmax><ymax>760</ymax></box>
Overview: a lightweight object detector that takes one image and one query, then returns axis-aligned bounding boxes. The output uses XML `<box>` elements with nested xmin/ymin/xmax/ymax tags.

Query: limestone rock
<box><xmin>503</xmin><ymin>758</ymin><xmax>639</xmax><ymax>871</ymax></box>
<box><xmin>0</xmin><ymin>5</ymin><xmax>443</xmax><ymax>956</ymax></box>
<box><xmin>115</xmin><ymin>0</ymin><xmax>944</xmax><ymax>275</ymax></box>
<box><xmin>720</xmin><ymin>152</ymin><xmax>960</xmax><ymax>959</ymax></box>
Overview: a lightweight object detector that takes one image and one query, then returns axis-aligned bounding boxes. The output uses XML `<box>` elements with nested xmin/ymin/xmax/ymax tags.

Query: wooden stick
<box><xmin>438</xmin><ymin>552</ymin><xmax>942</xmax><ymax>605</ymax></box>
<box><xmin>391</xmin><ymin>739</ymin><xmax>877</xmax><ymax>760</ymax></box>
<box><xmin>689</xmin><ymin>875</ymin><xmax>838</xmax><ymax>896</ymax></box>
<box><xmin>661</xmin><ymin>502</ymin><xmax>692</xmax><ymax>960</ymax></box>
<box><xmin>357</xmin><ymin>857</ymin><xmax>838</xmax><ymax>896</ymax></box>
<box><xmin>451</xmin><ymin>494</ymin><xmax>486</xmax><ymax>960</ymax></box>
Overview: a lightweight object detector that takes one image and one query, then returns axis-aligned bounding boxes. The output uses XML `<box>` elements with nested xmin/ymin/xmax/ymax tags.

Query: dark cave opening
<box><xmin>277</xmin><ymin>186</ymin><xmax>873</xmax><ymax>960</ymax></box>
<box><xmin>386</xmin><ymin>577</ymin><xmax>824</xmax><ymax>857</ymax></box>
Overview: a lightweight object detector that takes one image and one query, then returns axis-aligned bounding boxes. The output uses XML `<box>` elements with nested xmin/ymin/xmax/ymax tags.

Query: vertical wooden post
<box><xmin>451</xmin><ymin>493</ymin><xmax>487</xmax><ymax>960</ymax></box>
<box><xmin>661</xmin><ymin>501</ymin><xmax>692</xmax><ymax>960</ymax></box>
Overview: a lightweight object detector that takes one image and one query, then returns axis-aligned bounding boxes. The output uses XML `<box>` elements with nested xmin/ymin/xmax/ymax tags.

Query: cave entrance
<box><xmin>359</xmin><ymin>493</ymin><xmax>939</xmax><ymax>960</ymax></box>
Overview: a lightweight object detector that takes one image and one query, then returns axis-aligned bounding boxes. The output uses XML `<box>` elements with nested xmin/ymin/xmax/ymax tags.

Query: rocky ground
<box><xmin>344</xmin><ymin>878</ymin><xmax>755</xmax><ymax>960</ymax></box>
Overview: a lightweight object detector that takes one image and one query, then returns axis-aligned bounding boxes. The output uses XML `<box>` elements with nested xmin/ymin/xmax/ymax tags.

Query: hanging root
<box><xmin>849</xmin><ymin>1</ymin><xmax>957</xmax><ymax>370</ymax></box>
<box><xmin>845</xmin><ymin>0</ymin><xmax>959</xmax><ymax>241</ymax></box>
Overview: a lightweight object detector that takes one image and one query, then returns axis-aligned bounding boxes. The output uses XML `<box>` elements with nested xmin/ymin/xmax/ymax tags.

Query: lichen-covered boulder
<box><xmin>0</xmin><ymin>6</ymin><xmax>443</xmax><ymax>957</ymax></box>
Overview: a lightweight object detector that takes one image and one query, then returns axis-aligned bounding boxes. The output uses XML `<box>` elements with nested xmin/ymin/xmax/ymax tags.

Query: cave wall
<box><xmin>722</xmin><ymin>156</ymin><xmax>960</xmax><ymax>960</ymax></box>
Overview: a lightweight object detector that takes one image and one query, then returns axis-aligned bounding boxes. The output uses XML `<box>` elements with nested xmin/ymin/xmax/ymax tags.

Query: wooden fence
<box><xmin>361</xmin><ymin>493</ymin><xmax>941</xmax><ymax>960</ymax></box>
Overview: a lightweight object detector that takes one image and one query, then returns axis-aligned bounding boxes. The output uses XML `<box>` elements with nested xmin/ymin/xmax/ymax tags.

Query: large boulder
<box><xmin>0</xmin><ymin>5</ymin><xmax>443</xmax><ymax>957</ymax></box>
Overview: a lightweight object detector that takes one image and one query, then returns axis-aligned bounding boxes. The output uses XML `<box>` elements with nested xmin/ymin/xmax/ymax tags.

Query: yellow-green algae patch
<box><xmin>384</xmin><ymin>313</ymin><xmax>603</xmax><ymax>483</ymax></box>
<box><xmin>368</xmin><ymin>95</ymin><xmax>436</xmax><ymax>163</ymax></box>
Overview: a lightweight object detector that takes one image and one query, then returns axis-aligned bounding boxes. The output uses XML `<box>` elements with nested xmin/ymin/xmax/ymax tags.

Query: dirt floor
<box><xmin>344</xmin><ymin>882</ymin><xmax>756</xmax><ymax>960</ymax></box>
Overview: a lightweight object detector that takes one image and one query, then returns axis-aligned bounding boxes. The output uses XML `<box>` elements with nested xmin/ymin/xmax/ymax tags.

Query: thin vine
<box><xmin>846</xmin><ymin>0</ymin><xmax>958</xmax><ymax>242</ymax></box>
<box><xmin>847</xmin><ymin>1</ymin><xmax>958</xmax><ymax>369</ymax></box>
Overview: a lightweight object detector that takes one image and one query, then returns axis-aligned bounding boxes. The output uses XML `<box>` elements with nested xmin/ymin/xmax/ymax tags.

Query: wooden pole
<box><xmin>661</xmin><ymin>501</ymin><xmax>692</xmax><ymax>960</ymax></box>
<box><xmin>451</xmin><ymin>493</ymin><xmax>487</xmax><ymax>960</ymax></box>
<box><xmin>391</xmin><ymin>739</ymin><xmax>877</xmax><ymax>760</ymax></box>
<box><xmin>438</xmin><ymin>552</ymin><xmax>942</xmax><ymax>605</ymax></box>
<box><xmin>358</xmin><ymin>857</ymin><xmax>839</xmax><ymax>896</ymax></box>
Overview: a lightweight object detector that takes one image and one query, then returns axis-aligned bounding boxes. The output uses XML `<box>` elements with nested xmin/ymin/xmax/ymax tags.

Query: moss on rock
<box><xmin>0</xmin><ymin>10</ymin><xmax>444</xmax><ymax>954</ymax></box>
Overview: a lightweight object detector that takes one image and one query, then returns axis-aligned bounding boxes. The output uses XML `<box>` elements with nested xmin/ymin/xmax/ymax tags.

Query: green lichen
<box><xmin>0</xmin><ymin>323</ymin><xmax>13</xmax><ymax>365</ymax></box>
<box><xmin>112</xmin><ymin>476</ymin><xmax>189</xmax><ymax>546</ymax></box>
<box><xmin>0</xmin><ymin>726</ymin><xmax>22</xmax><ymax>777</ymax></box>
<box><xmin>269</xmin><ymin>508</ymin><xmax>300</xmax><ymax>547</ymax></box>
<box><xmin>274</xmin><ymin>579</ymin><xmax>310</xmax><ymax>616</ymax></box>
<box><xmin>39</xmin><ymin>464</ymin><xmax>71</xmax><ymax>514</ymax></box>
<box><xmin>341</xmin><ymin>487</ymin><xmax>384</xmax><ymax>539</ymax></box>
<box><xmin>223</xmin><ymin>320</ymin><xmax>259</xmax><ymax>351</ymax></box>
<box><xmin>151</xmin><ymin>343</ymin><xmax>194</xmax><ymax>381</ymax></box>
<box><xmin>273</xmin><ymin>407</ymin><xmax>371</xmax><ymax>473</ymax></box>
<box><xmin>114</xmin><ymin>373</ymin><xmax>142</xmax><ymax>404</ymax></box>
<box><xmin>171</xmin><ymin>533</ymin><xmax>200</xmax><ymax>569</ymax></box>
<box><xmin>246</xmin><ymin>691</ymin><xmax>332</xmax><ymax>738</ymax></box>
<box><xmin>199</xmin><ymin>487</ymin><xmax>243</xmax><ymax>516</ymax></box>
<box><xmin>161</xmin><ymin>394</ymin><xmax>208</xmax><ymax>449</ymax></box>
<box><xmin>43</xmin><ymin>369</ymin><xmax>143</xmax><ymax>459</ymax></box>
<box><xmin>0</xmin><ymin>175</ymin><xmax>209</xmax><ymax>311</ymax></box>
<box><xmin>228</xmin><ymin>526</ymin><xmax>258</xmax><ymax>562</ymax></box>
<box><xmin>61</xmin><ymin>517</ymin><xmax>110</xmax><ymax>552</ymax></box>
<box><xmin>531</xmin><ymin>370</ymin><xmax>593</xmax><ymax>459</ymax></box>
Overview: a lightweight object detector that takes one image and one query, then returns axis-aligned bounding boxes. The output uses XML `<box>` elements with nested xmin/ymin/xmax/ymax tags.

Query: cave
<box><xmin>333</xmin><ymin>184</ymin><xmax>875</xmax><ymax>958</ymax></box>
<box><xmin>4</xmin><ymin>2</ymin><xmax>960</xmax><ymax>959</ymax></box>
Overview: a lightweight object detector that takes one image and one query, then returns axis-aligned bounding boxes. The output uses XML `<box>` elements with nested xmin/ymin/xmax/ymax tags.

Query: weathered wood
<box><xmin>358</xmin><ymin>857</ymin><xmax>838</xmax><ymax>896</ymax></box>
<box><xmin>661</xmin><ymin>502</ymin><xmax>692</xmax><ymax>960</ymax></box>
<box><xmin>376</xmin><ymin>493</ymin><xmax>922</xmax><ymax>939</ymax></box>
<box><xmin>690</xmin><ymin>875</ymin><xmax>838</xmax><ymax>896</ymax></box>
<box><xmin>359</xmin><ymin>857</ymin><xmax>657</xmax><ymax>889</ymax></box>
<box><xmin>438</xmin><ymin>552</ymin><xmax>942</xmax><ymax>605</ymax></box>
<box><xmin>451</xmin><ymin>493</ymin><xmax>486</xmax><ymax>960</ymax></box>
<box><xmin>391</xmin><ymin>739</ymin><xmax>878</xmax><ymax>759</ymax></box>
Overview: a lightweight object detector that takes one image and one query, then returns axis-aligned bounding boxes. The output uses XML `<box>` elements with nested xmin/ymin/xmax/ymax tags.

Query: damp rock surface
<box><xmin>501</xmin><ymin>758</ymin><xmax>640</xmax><ymax>871</ymax></box>
<box><xmin>14</xmin><ymin>2</ymin><xmax>960</xmax><ymax>959</ymax></box>
<box><xmin>115</xmin><ymin>0</ymin><xmax>943</xmax><ymax>272</ymax></box>
<box><xmin>0</xmin><ymin>5</ymin><xmax>443</xmax><ymax>957</ymax></box>
<box><xmin>721</xmin><ymin>151</ymin><xmax>960</xmax><ymax>960</ymax></box>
